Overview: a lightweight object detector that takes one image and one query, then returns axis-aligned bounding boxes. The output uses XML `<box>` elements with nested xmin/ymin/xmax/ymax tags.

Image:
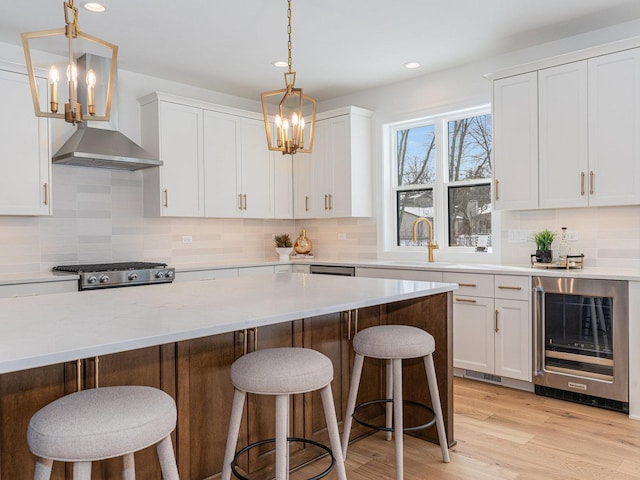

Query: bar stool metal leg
<box><xmin>222</xmin><ymin>389</ymin><xmax>247</xmax><ymax>480</ymax></box>
<box><xmin>320</xmin><ymin>385</ymin><xmax>347</xmax><ymax>480</ymax></box>
<box><xmin>392</xmin><ymin>358</ymin><xmax>404</xmax><ymax>480</ymax></box>
<box><xmin>341</xmin><ymin>353</ymin><xmax>364</xmax><ymax>459</ymax></box>
<box><xmin>424</xmin><ymin>353</ymin><xmax>450</xmax><ymax>463</ymax></box>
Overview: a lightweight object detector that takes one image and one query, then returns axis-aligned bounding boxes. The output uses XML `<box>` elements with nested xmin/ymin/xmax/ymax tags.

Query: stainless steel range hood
<box><xmin>52</xmin><ymin>125</ymin><xmax>162</xmax><ymax>171</ymax></box>
<box><xmin>51</xmin><ymin>53</ymin><xmax>161</xmax><ymax>171</ymax></box>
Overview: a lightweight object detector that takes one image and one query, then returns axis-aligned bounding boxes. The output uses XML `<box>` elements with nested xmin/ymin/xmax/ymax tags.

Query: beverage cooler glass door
<box><xmin>544</xmin><ymin>291</ymin><xmax>613</xmax><ymax>378</ymax></box>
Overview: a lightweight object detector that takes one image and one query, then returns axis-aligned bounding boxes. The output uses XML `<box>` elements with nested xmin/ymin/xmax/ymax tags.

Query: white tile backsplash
<box><xmin>0</xmin><ymin>166</ymin><xmax>637</xmax><ymax>273</ymax></box>
<box><xmin>500</xmin><ymin>205</ymin><xmax>640</xmax><ymax>268</ymax></box>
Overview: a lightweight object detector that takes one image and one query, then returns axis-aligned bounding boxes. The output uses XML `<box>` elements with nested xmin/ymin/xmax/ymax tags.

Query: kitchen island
<box><xmin>0</xmin><ymin>273</ymin><xmax>455</xmax><ymax>479</ymax></box>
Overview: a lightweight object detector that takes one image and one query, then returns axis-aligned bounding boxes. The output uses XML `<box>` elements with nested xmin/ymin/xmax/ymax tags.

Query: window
<box><xmin>389</xmin><ymin>106</ymin><xmax>492</xmax><ymax>255</ymax></box>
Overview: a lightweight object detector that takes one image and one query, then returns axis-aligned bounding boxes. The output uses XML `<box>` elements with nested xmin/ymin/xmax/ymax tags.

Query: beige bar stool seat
<box><xmin>27</xmin><ymin>386</ymin><xmax>179</xmax><ymax>480</ymax></box>
<box><xmin>221</xmin><ymin>347</ymin><xmax>347</xmax><ymax>480</ymax></box>
<box><xmin>342</xmin><ymin>325</ymin><xmax>450</xmax><ymax>480</ymax></box>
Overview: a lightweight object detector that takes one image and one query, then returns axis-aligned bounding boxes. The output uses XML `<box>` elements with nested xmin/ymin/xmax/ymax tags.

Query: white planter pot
<box><xmin>275</xmin><ymin>247</ymin><xmax>293</xmax><ymax>261</ymax></box>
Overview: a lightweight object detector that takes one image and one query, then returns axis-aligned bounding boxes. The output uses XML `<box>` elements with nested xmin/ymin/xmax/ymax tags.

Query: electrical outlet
<box><xmin>567</xmin><ymin>231</ymin><xmax>578</xmax><ymax>241</ymax></box>
<box><xmin>182</xmin><ymin>235</ymin><xmax>193</xmax><ymax>244</ymax></box>
<box><xmin>508</xmin><ymin>230</ymin><xmax>528</xmax><ymax>243</ymax></box>
<box><xmin>337</xmin><ymin>233</ymin><xmax>347</xmax><ymax>240</ymax></box>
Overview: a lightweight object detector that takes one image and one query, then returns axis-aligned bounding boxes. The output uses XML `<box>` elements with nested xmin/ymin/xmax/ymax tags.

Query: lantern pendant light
<box><xmin>261</xmin><ymin>0</ymin><xmax>317</xmax><ymax>155</ymax></box>
<box><xmin>21</xmin><ymin>0</ymin><xmax>118</xmax><ymax>125</ymax></box>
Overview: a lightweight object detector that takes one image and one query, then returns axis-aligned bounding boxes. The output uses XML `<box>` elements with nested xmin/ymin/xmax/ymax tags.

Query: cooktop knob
<box><xmin>166</xmin><ymin>270</ymin><xmax>174</xmax><ymax>278</ymax></box>
<box><xmin>128</xmin><ymin>272</ymin><xmax>138</xmax><ymax>281</ymax></box>
<box><xmin>155</xmin><ymin>271</ymin><xmax>165</xmax><ymax>279</ymax></box>
<box><xmin>87</xmin><ymin>275</ymin><xmax>97</xmax><ymax>284</ymax></box>
<box><xmin>99</xmin><ymin>275</ymin><xmax>110</xmax><ymax>283</ymax></box>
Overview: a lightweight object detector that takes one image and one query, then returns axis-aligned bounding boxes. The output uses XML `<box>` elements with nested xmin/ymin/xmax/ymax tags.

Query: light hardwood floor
<box><xmin>294</xmin><ymin>377</ymin><xmax>640</xmax><ymax>480</ymax></box>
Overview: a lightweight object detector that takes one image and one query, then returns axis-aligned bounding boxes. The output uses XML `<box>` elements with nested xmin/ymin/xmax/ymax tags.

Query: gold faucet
<box><xmin>412</xmin><ymin>217</ymin><xmax>439</xmax><ymax>262</ymax></box>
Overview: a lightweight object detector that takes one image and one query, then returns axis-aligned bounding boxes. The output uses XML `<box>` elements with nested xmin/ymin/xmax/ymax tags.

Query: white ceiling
<box><xmin>1</xmin><ymin>0</ymin><xmax>640</xmax><ymax>102</ymax></box>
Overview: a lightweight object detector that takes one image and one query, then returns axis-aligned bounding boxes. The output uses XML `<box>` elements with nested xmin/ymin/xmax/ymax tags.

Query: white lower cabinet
<box><xmin>445</xmin><ymin>272</ymin><xmax>531</xmax><ymax>382</ymax></box>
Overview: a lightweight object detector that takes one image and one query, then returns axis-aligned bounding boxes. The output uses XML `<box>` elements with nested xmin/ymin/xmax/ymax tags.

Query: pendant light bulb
<box><xmin>67</xmin><ymin>62</ymin><xmax>78</xmax><ymax>87</ymax></box>
<box><xmin>48</xmin><ymin>66</ymin><xmax>59</xmax><ymax>109</ymax></box>
<box><xmin>86</xmin><ymin>68</ymin><xmax>97</xmax><ymax>114</ymax></box>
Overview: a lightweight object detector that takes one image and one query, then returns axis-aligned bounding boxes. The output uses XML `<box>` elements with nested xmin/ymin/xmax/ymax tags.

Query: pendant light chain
<box><xmin>287</xmin><ymin>0</ymin><xmax>293</xmax><ymax>74</ymax></box>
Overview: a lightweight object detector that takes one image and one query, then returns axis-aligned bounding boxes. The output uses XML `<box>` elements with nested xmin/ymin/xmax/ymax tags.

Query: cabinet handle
<box><xmin>354</xmin><ymin>308</ymin><xmax>359</xmax><ymax>335</ymax></box>
<box><xmin>497</xmin><ymin>285</ymin><xmax>522</xmax><ymax>291</ymax></box>
<box><xmin>324</xmin><ymin>194</ymin><xmax>329</xmax><ymax>210</ymax></box>
<box><xmin>238</xmin><ymin>194</ymin><xmax>243</xmax><ymax>210</ymax></box>
<box><xmin>589</xmin><ymin>171</ymin><xmax>594</xmax><ymax>195</ymax></box>
<box><xmin>252</xmin><ymin>327</ymin><xmax>258</xmax><ymax>351</ymax></box>
<box><xmin>43</xmin><ymin>183</ymin><xmax>49</xmax><ymax>205</ymax></box>
<box><xmin>455</xmin><ymin>297</ymin><xmax>477</xmax><ymax>303</ymax></box>
<box><xmin>305</xmin><ymin>196</ymin><xmax>309</xmax><ymax>211</ymax></box>
<box><xmin>495</xmin><ymin>310</ymin><xmax>499</xmax><ymax>333</ymax></box>
<box><xmin>580</xmin><ymin>172</ymin><xmax>585</xmax><ymax>196</ymax></box>
<box><xmin>458</xmin><ymin>283</ymin><xmax>477</xmax><ymax>288</ymax></box>
<box><xmin>347</xmin><ymin>310</ymin><xmax>352</xmax><ymax>340</ymax></box>
<box><xmin>93</xmin><ymin>356</ymin><xmax>100</xmax><ymax>388</ymax></box>
<box><xmin>329</xmin><ymin>194</ymin><xmax>333</xmax><ymax>210</ymax></box>
<box><xmin>76</xmin><ymin>359</ymin><xmax>83</xmax><ymax>392</ymax></box>
<box><xmin>163</xmin><ymin>189</ymin><xmax>169</xmax><ymax>208</ymax></box>
<box><xmin>495</xmin><ymin>179</ymin><xmax>500</xmax><ymax>200</ymax></box>
<box><xmin>243</xmin><ymin>194</ymin><xmax>247</xmax><ymax>210</ymax></box>
<box><xmin>240</xmin><ymin>329</ymin><xmax>248</xmax><ymax>355</ymax></box>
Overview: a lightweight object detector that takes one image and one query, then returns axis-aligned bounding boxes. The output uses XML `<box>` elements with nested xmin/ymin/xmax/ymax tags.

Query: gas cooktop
<box><xmin>53</xmin><ymin>262</ymin><xmax>175</xmax><ymax>290</ymax></box>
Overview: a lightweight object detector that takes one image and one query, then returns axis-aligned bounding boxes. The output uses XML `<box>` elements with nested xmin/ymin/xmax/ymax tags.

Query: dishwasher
<box><xmin>309</xmin><ymin>264</ymin><xmax>356</xmax><ymax>276</ymax></box>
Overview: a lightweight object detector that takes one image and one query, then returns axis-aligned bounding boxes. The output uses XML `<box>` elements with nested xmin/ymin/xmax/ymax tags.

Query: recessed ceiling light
<box><xmin>82</xmin><ymin>2</ymin><xmax>106</xmax><ymax>12</ymax></box>
<box><xmin>404</xmin><ymin>62</ymin><xmax>421</xmax><ymax>69</ymax></box>
<box><xmin>272</xmin><ymin>61</ymin><xmax>288</xmax><ymax>68</ymax></box>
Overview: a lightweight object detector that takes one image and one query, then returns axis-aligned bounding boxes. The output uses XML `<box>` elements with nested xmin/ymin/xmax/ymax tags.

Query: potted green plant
<box><xmin>532</xmin><ymin>229</ymin><xmax>557</xmax><ymax>263</ymax></box>
<box><xmin>273</xmin><ymin>233</ymin><xmax>293</xmax><ymax>261</ymax></box>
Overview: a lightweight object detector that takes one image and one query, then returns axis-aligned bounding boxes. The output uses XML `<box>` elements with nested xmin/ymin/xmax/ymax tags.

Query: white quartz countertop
<box><xmin>0</xmin><ymin>273</ymin><xmax>455</xmax><ymax>374</ymax></box>
<box><xmin>175</xmin><ymin>258</ymin><xmax>640</xmax><ymax>281</ymax></box>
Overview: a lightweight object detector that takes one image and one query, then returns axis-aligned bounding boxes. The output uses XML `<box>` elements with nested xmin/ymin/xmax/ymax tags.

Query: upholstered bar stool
<box><xmin>27</xmin><ymin>386</ymin><xmax>179</xmax><ymax>480</ymax></box>
<box><xmin>342</xmin><ymin>325</ymin><xmax>450</xmax><ymax>480</ymax></box>
<box><xmin>221</xmin><ymin>347</ymin><xmax>347</xmax><ymax>480</ymax></box>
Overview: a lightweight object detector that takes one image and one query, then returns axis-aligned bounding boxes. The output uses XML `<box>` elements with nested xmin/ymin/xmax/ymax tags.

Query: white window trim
<box><xmin>379</xmin><ymin>103</ymin><xmax>501</xmax><ymax>264</ymax></box>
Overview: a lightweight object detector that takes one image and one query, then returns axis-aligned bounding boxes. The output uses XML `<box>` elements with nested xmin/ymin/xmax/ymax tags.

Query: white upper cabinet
<box><xmin>140</xmin><ymin>93</ymin><xmax>277</xmax><ymax>219</ymax></box>
<box><xmin>140</xmin><ymin>96</ymin><xmax>204</xmax><ymax>217</ymax></box>
<box><xmin>293</xmin><ymin>106</ymin><xmax>373</xmax><ymax>218</ymax></box>
<box><xmin>203</xmin><ymin>113</ymin><xmax>273</xmax><ymax>218</ymax></box>
<box><xmin>203</xmin><ymin>110</ymin><xmax>239</xmax><ymax>217</ymax></box>
<box><xmin>492</xmin><ymin>72</ymin><xmax>538</xmax><ymax>210</ymax></box>
<box><xmin>538</xmin><ymin>61</ymin><xmax>589</xmax><ymax>208</ymax></box>
<box><xmin>588</xmin><ymin>48</ymin><xmax>640</xmax><ymax>206</ymax></box>
<box><xmin>493</xmin><ymin>45</ymin><xmax>640</xmax><ymax>210</ymax></box>
<box><xmin>238</xmin><ymin>117</ymin><xmax>273</xmax><ymax>218</ymax></box>
<box><xmin>0</xmin><ymin>66</ymin><xmax>51</xmax><ymax>216</ymax></box>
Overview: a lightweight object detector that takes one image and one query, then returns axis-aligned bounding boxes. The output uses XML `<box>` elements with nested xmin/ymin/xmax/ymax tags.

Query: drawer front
<box><xmin>443</xmin><ymin>272</ymin><xmax>493</xmax><ymax>298</ymax></box>
<box><xmin>494</xmin><ymin>275</ymin><xmax>529</xmax><ymax>300</ymax></box>
<box><xmin>357</xmin><ymin>267</ymin><xmax>443</xmax><ymax>282</ymax></box>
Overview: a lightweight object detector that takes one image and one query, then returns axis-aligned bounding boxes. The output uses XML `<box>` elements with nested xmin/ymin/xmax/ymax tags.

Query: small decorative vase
<box><xmin>294</xmin><ymin>230</ymin><xmax>312</xmax><ymax>255</ymax></box>
<box><xmin>536</xmin><ymin>249</ymin><xmax>553</xmax><ymax>263</ymax></box>
<box><xmin>275</xmin><ymin>247</ymin><xmax>293</xmax><ymax>261</ymax></box>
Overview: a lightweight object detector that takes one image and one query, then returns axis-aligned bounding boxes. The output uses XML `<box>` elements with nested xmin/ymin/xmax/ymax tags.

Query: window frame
<box><xmin>381</xmin><ymin>104</ymin><xmax>499</xmax><ymax>263</ymax></box>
